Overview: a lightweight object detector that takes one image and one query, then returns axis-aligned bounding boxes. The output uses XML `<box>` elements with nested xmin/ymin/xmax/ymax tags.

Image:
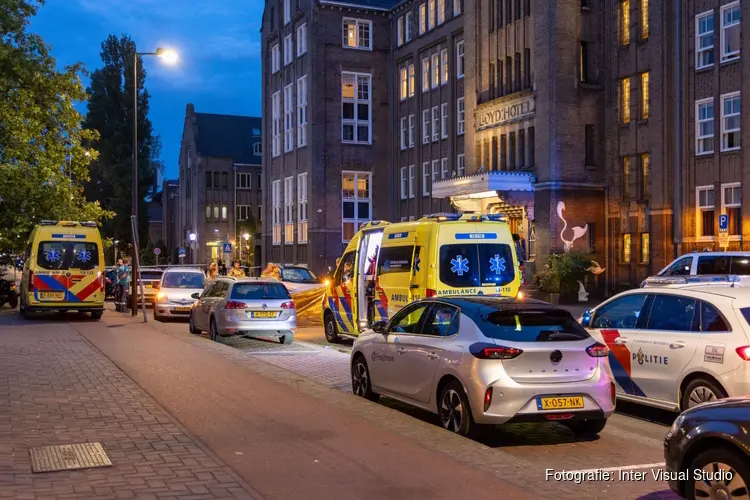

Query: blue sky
<box><xmin>30</xmin><ymin>0</ymin><xmax>263</xmax><ymax>183</ymax></box>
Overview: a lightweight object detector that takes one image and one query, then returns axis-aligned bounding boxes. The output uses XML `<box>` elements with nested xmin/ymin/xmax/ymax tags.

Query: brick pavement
<box><xmin>0</xmin><ymin>318</ymin><xmax>261</xmax><ymax>499</ymax></box>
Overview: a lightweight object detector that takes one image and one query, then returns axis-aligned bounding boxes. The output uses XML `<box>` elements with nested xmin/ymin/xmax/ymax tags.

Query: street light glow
<box><xmin>188</xmin><ymin>232</ymin><xmax>197</xmax><ymax>242</ymax></box>
<box><xmin>242</xmin><ymin>233</ymin><xmax>250</xmax><ymax>241</ymax></box>
<box><xmin>156</xmin><ymin>48</ymin><xmax>179</xmax><ymax>64</ymax></box>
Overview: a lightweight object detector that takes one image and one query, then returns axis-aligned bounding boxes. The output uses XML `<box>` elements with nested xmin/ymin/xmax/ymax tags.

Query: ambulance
<box><xmin>322</xmin><ymin>213</ymin><xmax>521</xmax><ymax>342</ymax></box>
<box><xmin>19</xmin><ymin>221</ymin><xmax>106</xmax><ymax>319</ymax></box>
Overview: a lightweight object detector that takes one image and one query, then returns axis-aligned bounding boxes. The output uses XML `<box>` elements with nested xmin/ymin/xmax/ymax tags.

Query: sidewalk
<box><xmin>0</xmin><ymin>316</ymin><xmax>261</xmax><ymax>499</ymax></box>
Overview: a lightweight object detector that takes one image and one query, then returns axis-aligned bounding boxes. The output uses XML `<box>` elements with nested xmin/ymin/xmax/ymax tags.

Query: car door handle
<box><xmin>427</xmin><ymin>352</ymin><xmax>438</xmax><ymax>360</ymax></box>
<box><xmin>614</xmin><ymin>337</ymin><xmax>629</xmax><ymax>345</ymax></box>
<box><xmin>669</xmin><ymin>341</ymin><xmax>686</xmax><ymax>349</ymax></box>
<box><xmin>396</xmin><ymin>347</ymin><xmax>406</xmax><ymax>354</ymax></box>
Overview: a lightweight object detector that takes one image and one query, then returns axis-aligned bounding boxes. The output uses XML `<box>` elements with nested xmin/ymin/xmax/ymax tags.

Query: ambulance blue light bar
<box><xmin>39</xmin><ymin>220</ymin><xmax>59</xmax><ymax>225</ymax></box>
<box><xmin>423</xmin><ymin>213</ymin><xmax>462</xmax><ymax>221</ymax></box>
<box><xmin>482</xmin><ymin>214</ymin><xmax>508</xmax><ymax>222</ymax></box>
<box><xmin>642</xmin><ymin>275</ymin><xmax>741</xmax><ymax>287</ymax></box>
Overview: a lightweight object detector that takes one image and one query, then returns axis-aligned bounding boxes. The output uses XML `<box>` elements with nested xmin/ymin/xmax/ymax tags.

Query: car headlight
<box><xmin>670</xmin><ymin>414</ymin><xmax>686</xmax><ymax>434</ymax></box>
<box><xmin>156</xmin><ymin>292</ymin><xmax>167</xmax><ymax>301</ymax></box>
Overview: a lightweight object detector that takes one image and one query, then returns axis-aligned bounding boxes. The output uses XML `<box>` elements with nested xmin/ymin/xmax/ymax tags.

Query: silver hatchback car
<box><xmin>351</xmin><ymin>296</ymin><xmax>616</xmax><ymax>437</ymax></box>
<box><xmin>189</xmin><ymin>277</ymin><xmax>297</xmax><ymax>344</ymax></box>
<box><xmin>154</xmin><ymin>267</ymin><xmax>206</xmax><ymax>320</ymax></box>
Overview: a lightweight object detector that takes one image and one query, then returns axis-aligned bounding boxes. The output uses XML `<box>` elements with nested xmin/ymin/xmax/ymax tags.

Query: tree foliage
<box><xmin>0</xmin><ymin>0</ymin><xmax>113</xmax><ymax>251</ymax></box>
<box><xmin>83</xmin><ymin>34</ymin><xmax>163</xmax><ymax>246</ymax></box>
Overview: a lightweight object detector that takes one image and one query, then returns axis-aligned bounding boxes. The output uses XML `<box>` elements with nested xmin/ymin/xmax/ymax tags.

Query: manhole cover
<box><xmin>29</xmin><ymin>442</ymin><xmax>112</xmax><ymax>473</ymax></box>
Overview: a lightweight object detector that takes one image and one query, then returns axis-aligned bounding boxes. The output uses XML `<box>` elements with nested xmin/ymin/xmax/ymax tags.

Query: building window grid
<box><xmin>236</xmin><ymin>173</ymin><xmax>252</xmax><ymax>189</ymax></box>
<box><xmin>432</xmin><ymin>106</ymin><xmax>440</xmax><ymax>141</ymax></box>
<box><xmin>405</xmin><ymin>12</ymin><xmax>413</xmax><ymax>41</ymax></box>
<box><xmin>640</xmin><ymin>0</ymin><xmax>648</xmax><ymax>39</ymax></box>
<box><xmin>283</xmin><ymin>0</ymin><xmax>290</xmax><ymax>24</ymax></box>
<box><xmin>622</xmin><ymin>157</ymin><xmax>632</xmax><ymax>200</ymax></box>
<box><xmin>400</xmin><ymin>167</ymin><xmax>408</xmax><ymax>200</ymax></box>
<box><xmin>457</xmin><ymin>97</ymin><xmax>465</xmax><ymax>134</ymax></box>
<box><xmin>438</xmin><ymin>0</ymin><xmax>445</xmax><ymax>24</ymax></box>
<box><xmin>621</xmin><ymin>77</ymin><xmax>631</xmax><ymax>124</ymax></box>
<box><xmin>620</xmin><ymin>0</ymin><xmax>630</xmax><ymax>46</ymax></box>
<box><xmin>284</xmin><ymin>176</ymin><xmax>294</xmax><ymax>244</ymax></box>
<box><xmin>696</xmin><ymin>11</ymin><xmax>715</xmax><ymax>70</ymax></box>
<box><xmin>408</xmin><ymin>164</ymin><xmax>416</xmax><ymax>198</ymax></box>
<box><xmin>400</xmin><ymin>67</ymin><xmax>408</xmax><ymax>100</ymax></box>
<box><xmin>441</xmin><ymin>157</ymin><xmax>448</xmax><ymax>179</ymax></box>
<box><xmin>441</xmin><ymin>49</ymin><xmax>448</xmax><ymax>84</ymax></box>
<box><xmin>720</xmin><ymin>2</ymin><xmax>740</xmax><ymax>63</ymax></box>
<box><xmin>343</xmin><ymin>18</ymin><xmax>372</xmax><ymax>50</ymax></box>
<box><xmin>441</xmin><ymin>103</ymin><xmax>448</xmax><ymax>139</ymax></box>
<box><xmin>431</xmin><ymin>53</ymin><xmax>440</xmax><ymax>88</ymax></box>
<box><xmin>400</xmin><ymin>117</ymin><xmax>408</xmax><ymax>150</ymax></box>
<box><xmin>283</xmin><ymin>35</ymin><xmax>293</xmax><ymax>66</ymax></box>
<box><xmin>283</xmin><ymin>84</ymin><xmax>294</xmax><ymax>153</ymax></box>
<box><xmin>622</xmin><ymin>233</ymin><xmax>632</xmax><ymax>262</ymax></box>
<box><xmin>431</xmin><ymin>160</ymin><xmax>439</xmax><ymax>184</ymax></box>
<box><xmin>422</xmin><ymin>163</ymin><xmax>431</xmax><ymax>196</ymax></box>
<box><xmin>297</xmin><ymin>173</ymin><xmax>308</xmax><ymax>243</ymax></box>
<box><xmin>297</xmin><ymin>23</ymin><xmax>307</xmax><ymax>56</ymax></box>
<box><xmin>422</xmin><ymin>57</ymin><xmax>430</xmax><ymax>92</ymax></box>
<box><xmin>408</xmin><ymin>114</ymin><xmax>415</xmax><ymax>147</ymax></box>
<box><xmin>457</xmin><ymin>154</ymin><xmax>465</xmax><ymax>176</ymax></box>
<box><xmin>428</xmin><ymin>0</ymin><xmax>436</xmax><ymax>29</ymax></box>
<box><xmin>272</xmin><ymin>180</ymin><xmax>281</xmax><ymax>245</ymax></box>
<box><xmin>697</xmin><ymin>186</ymin><xmax>715</xmax><ymax>238</ymax></box>
<box><xmin>297</xmin><ymin>75</ymin><xmax>308</xmax><ymax>147</ymax></box>
<box><xmin>423</xmin><ymin>109</ymin><xmax>430</xmax><ymax>143</ymax></box>
<box><xmin>271</xmin><ymin>91</ymin><xmax>281</xmax><ymax>157</ymax></box>
<box><xmin>408</xmin><ymin>64</ymin><xmax>415</xmax><ymax>96</ymax></box>
<box><xmin>419</xmin><ymin>3</ymin><xmax>427</xmax><ymax>34</ymax></box>
<box><xmin>453</xmin><ymin>0</ymin><xmax>462</xmax><ymax>16</ymax></box>
<box><xmin>640</xmin><ymin>233</ymin><xmax>649</xmax><ymax>263</ymax></box>
<box><xmin>237</xmin><ymin>205</ymin><xmax>252</xmax><ymax>221</ymax></box>
<box><xmin>456</xmin><ymin>40</ymin><xmax>465</xmax><ymax>78</ymax></box>
<box><xmin>271</xmin><ymin>44</ymin><xmax>280</xmax><ymax>73</ymax></box>
<box><xmin>640</xmin><ymin>153</ymin><xmax>650</xmax><ymax>200</ymax></box>
<box><xmin>397</xmin><ymin>16</ymin><xmax>404</xmax><ymax>46</ymax></box>
<box><xmin>696</xmin><ymin>98</ymin><xmax>715</xmax><ymax>155</ymax></box>
<box><xmin>721</xmin><ymin>92</ymin><xmax>741</xmax><ymax>151</ymax></box>
<box><xmin>722</xmin><ymin>183</ymin><xmax>742</xmax><ymax>236</ymax></box>
<box><xmin>341</xmin><ymin>72</ymin><xmax>372</xmax><ymax>144</ymax></box>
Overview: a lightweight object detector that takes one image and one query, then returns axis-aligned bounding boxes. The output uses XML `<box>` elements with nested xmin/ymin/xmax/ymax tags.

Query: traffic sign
<box><xmin>178</xmin><ymin>247</ymin><xmax>186</xmax><ymax>258</ymax></box>
<box><xmin>719</xmin><ymin>214</ymin><xmax>729</xmax><ymax>231</ymax></box>
<box><xmin>222</xmin><ymin>243</ymin><xmax>232</xmax><ymax>253</ymax></box>
<box><xmin>153</xmin><ymin>247</ymin><xmax>161</xmax><ymax>256</ymax></box>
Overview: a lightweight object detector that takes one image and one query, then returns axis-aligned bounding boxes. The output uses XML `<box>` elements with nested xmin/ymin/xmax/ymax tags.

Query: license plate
<box><xmin>145</xmin><ymin>284</ymin><xmax>152</xmax><ymax>288</ymax></box>
<box><xmin>538</xmin><ymin>396</ymin><xmax>585</xmax><ymax>410</ymax></box>
<box><xmin>39</xmin><ymin>291</ymin><xmax>64</xmax><ymax>301</ymax></box>
<box><xmin>173</xmin><ymin>306</ymin><xmax>191</xmax><ymax>313</ymax></box>
<box><xmin>250</xmin><ymin>311</ymin><xmax>277</xmax><ymax>319</ymax></box>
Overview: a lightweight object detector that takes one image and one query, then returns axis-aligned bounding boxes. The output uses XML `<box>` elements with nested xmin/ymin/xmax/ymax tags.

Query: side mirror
<box><xmin>371</xmin><ymin>320</ymin><xmax>387</xmax><ymax>334</ymax></box>
<box><xmin>580</xmin><ymin>310</ymin><xmax>592</xmax><ymax>328</ymax></box>
<box><xmin>191</xmin><ymin>292</ymin><xmax>200</xmax><ymax>299</ymax></box>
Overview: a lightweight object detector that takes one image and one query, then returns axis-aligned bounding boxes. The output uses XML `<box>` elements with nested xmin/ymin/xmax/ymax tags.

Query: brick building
<box><xmin>176</xmin><ymin>104</ymin><xmax>263</xmax><ymax>267</ymax></box>
<box><xmin>260</xmin><ymin>0</ymin><xmax>748</xmax><ymax>295</ymax></box>
<box><xmin>161</xmin><ymin>179</ymin><xmax>180</xmax><ymax>262</ymax></box>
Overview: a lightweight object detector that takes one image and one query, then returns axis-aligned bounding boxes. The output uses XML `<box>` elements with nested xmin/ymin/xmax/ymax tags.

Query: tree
<box><xmin>83</xmin><ymin>34</ymin><xmax>163</xmax><ymax>246</ymax></box>
<box><xmin>236</xmin><ymin>214</ymin><xmax>260</xmax><ymax>267</ymax></box>
<box><xmin>0</xmin><ymin>0</ymin><xmax>113</xmax><ymax>251</ymax></box>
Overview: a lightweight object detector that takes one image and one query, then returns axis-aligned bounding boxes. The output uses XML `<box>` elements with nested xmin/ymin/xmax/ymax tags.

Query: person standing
<box><xmin>116</xmin><ymin>258</ymin><xmax>131</xmax><ymax>312</ymax></box>
<box><xmin>207</xmin><ymin>262</ymin><xmax>219</xmax><ymax>281</ymax></box>
<box><xmin>227</xmin><ymin>260</ymin><xmax>246</xmax><ymax>278</ymax></box>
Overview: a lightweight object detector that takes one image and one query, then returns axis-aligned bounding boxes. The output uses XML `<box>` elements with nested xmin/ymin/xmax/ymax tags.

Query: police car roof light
<box><xmin>423</xmin><ymin>213</ymin><xmax>462</xmax><ymax>221</ymax></box>
<box><xmin>643</xmin><ymin>274</ymin><xmax>741</xmax><ymax>286</ymax></box>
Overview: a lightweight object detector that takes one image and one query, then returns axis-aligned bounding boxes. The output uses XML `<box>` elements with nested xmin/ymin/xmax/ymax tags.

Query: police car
<box><xmin>580</xmin><ymin>275</ymin><xmax>750</xmax><ymax>412</ymax></box>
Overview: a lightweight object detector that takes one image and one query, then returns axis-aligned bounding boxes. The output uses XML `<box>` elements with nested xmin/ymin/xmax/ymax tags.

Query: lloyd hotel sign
<box><xmin>476</xmin><ymin>97</ymin><xmax>534</xmax><ymax>130</ymax></box>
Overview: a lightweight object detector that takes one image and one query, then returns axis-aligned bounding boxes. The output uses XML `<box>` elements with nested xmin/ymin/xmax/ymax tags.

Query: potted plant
<box><xmin>536</xmin><ymin>268</ymin><xmax>561</xmax><ymax>305</ymax></box>
<box><xmin>548</xmin><ymin>252</ymin><xmax>594</xmax><ymax>304</ymax></box>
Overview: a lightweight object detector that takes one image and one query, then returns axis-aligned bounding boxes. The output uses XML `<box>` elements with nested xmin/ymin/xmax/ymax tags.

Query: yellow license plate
<box><xmin>39</xmin><ymin>291</ymin><xmax>65</xmax><ymax>301</ymax></box>
<box><xmin>173</xmin><ymin>307</ymin><xmax>191</xmax><ymax>313</ymax></box>
<box><xmin>251</xmin><ymin>311</ymin><xmax>277</xmax><ymax>319</ymax></box>
<box><xmin>538</xmin><ymin>396</ymin><xmax>584</xmax><ymax>410</ymax></box>
<box><xmin>145</xmin><ymin>284</ymin><xmax>152</xmax><ymax>288</ymax></box>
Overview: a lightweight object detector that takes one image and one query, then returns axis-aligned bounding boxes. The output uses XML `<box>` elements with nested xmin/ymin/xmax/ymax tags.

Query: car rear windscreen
<box><xmin>162</xmin><ymin>273</ymin><xmax>204</xmax><ymax>288</ymax></box>
<box><xmin>140</xmin><ymin>271</ymin><xmax>163</xmax><ymax>280</ymax></box>
<box><xmin>231</xmin><ymin>283</ymin><xmax>290</xmax><ymax>300</ymax></box>
<box><xmin>37</xmin><ymin>241</ymin><xmax>99</xmax><ymax>271</ymax></box>
<box><xmin>439</xmin><ymin>243</ymin><xmax>515</xmax><ymax>288</ymax></box>
<box><xmin>479</xmin><ymin>310</ymin><xmax>591</xmax><ymax>342</ymax></box>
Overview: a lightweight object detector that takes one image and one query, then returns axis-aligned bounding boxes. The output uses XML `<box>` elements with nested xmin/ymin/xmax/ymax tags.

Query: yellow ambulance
<box><xmin>19</xmin><ymin>221</ymin><xmax>106</xmax><ymax>319</ymax></box>
<box><xmin>322</xmin><ymin>213</ymin><xmax>521</xmax><ymax>342</ymax></box>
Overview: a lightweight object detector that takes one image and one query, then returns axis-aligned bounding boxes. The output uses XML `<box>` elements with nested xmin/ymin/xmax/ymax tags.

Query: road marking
<box><xmin>567</xmin><ymin>463</ymin><xmax>666</xmax><ymax>474</ymax></box>
<box><xmin>246</xmin><ymin>350</ymin><xmax>320</xmax><ymax>355</ymax></box>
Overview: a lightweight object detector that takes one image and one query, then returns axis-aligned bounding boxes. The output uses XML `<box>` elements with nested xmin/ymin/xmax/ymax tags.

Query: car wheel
<box><xmin>351</xmin><ymin>355</ymin><xmax>379</xmax><ymax>402</ymax></box>
<box><xmin>682</xmin><ymin>378</ymin><xmax>727</xmax><ymax>411</ymax></box>
<box><xmin>324</xmin><ymin>312</ymin><xmax>340</xmax><ymax>343</ymax></box>
<box><xmin>438</xmin><ymin>381</ymin><xmax>476</xmax><ymax>437</ymax></box>
<box><xmin>188</xmin><ymin>313</ymin><xmax>200</xmax><ymax>335</ymax></box>
<box><xmin>9</xmin><ymin>295</ymin><xmax>18</xmax><ymax>309</ymax></box>
<box><xmin>279</xmin><ymin>334</ymin><xmax>294</xmax><ymax>345</ymax></box>
<box><xmin>686</xmin><ymin>448</ymin><xmax>750</xmax><ymax>500</ymax></box>
<box><xmin>564</xmin><ymin>418</ymin><xmax>607</xmax><ymax>437</ymax></box>
<box><xmin>209</xmin><ymin>317</ymin><xmax>218</xmax><ymax>342</ymax></box>
<box><xmin>90</xmin><ymin>310</ymin><xmax>103</xmax><ymax>320</ymax></box>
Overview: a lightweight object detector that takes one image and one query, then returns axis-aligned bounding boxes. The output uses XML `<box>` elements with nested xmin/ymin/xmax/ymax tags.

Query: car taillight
<box><xmin>281</xmin><ymin>301</ymin><xmax>295</xmax><ymax>309</ymax></box>
<box><xmin>610</xmin><ymin>382</ymin><xmax>617</xmax><ymax>406</ymax></box>
<box><xmin>471</xmin><ymin>345</ymin><xmax>523</xmax><ymax>360</ymax></box>
<box><xmin>586</xmin><ymin>343</ymin><xmax>609</xmax><ymax>357</ymax></box>
<box><xmin>483</xmin><ymin>387</ymin><xmax>493</xmax><ymax>412</ymax></box>
<box><xmin>736</xmin><ymin>346</ymin><xmax>750</xmax><ymax>360</ymax></box>
<box><xmin>225</xmin><ymin>301</ymin><xmax>247</xmax><ymax>309</ymax></box>
<box><xmin>426</xmin><ymin>289</ymin><xmax>436</xmax><ymax>297</ymax></box>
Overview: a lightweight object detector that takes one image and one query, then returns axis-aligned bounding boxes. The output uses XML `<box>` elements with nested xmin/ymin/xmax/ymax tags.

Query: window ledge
<box><xmin>720</xmin><ymin>57</ymin><xmax>740</xmax><ymax>66</ymax></box>
<box><xmin>579</xmin><ymin>82</ymin><xmax>603</xmax><ymax>91</ymax></box>
<box><xmin>721</xmin><ymin>148</ymin><xmax>741</xmax><ymax>154</ymax></box>
<box><xmin>638</xmin><ymin>119</ymin><xmax>649</xmax><ymax>125</ymax></box>
<box><xmin>696</xmin><ymin>237</ymin><xmax>716</xmax><ymax>242</ymax></box>
<box><xmin>581</xmin><ymin>6</ymin><xmax>592</xmax><ymax>12</ymax></box>
<box><xmin>695</xmin><ymin>152</ymin><xmax>714</xmax><ymax>157</ymax></box>
<box><xmin>585</xmin><ymin>165</ymin><xmax>596</xmax><ymax>171</ymax></box>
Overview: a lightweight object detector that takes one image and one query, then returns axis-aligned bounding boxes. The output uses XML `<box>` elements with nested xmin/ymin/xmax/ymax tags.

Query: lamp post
<box><xmin>131</xmin><ymin>47</ymin><xmax>178</xmax><ymax>315</ymax></box>
<box><xmin>242</xmin><ymin>233</ymin><xmax>250</xmax><ymax>268</ymax></box>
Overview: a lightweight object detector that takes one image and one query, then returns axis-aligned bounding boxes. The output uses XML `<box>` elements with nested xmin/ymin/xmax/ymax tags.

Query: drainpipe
<box><xmin>604</xmin><ymin>187</ymin><xmax>610</xmax><ymax>297</ymax></box>
<box><xmin>673</xmin><ymin>1</ymin><xmax>682</xmax><ymax>257</ymax></box>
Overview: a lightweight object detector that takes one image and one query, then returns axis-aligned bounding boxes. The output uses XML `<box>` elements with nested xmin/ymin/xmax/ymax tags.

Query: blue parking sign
<box><xmin>719</xmin><ymin>214</ymin><xmax>729</xmax><ymax>231</ymax></box>
<box><xmin>178</xmin><ymin>247</ymin><xmax>186</xmax><ymax>258</ymax></box>
<box><xmin>223</xmin><ymin>243</ymin><xmax>232</xmax><ymax>253</ymax></box>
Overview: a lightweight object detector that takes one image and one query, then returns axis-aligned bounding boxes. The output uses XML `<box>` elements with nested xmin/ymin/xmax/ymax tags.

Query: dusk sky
<box><xmin>30</xmin><ymin>0</ymin><xmax>264</xmax><ymax>183</ymax></box>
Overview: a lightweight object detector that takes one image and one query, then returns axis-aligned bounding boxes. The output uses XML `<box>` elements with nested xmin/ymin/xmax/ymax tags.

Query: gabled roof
<box><xmin>319</xmin><ymin>0</ymin><xmax>400</xmax><ymax>11</ymax></box>
<box><xmin>193</xmin><ymin>112</ymin><xmax>262</xmax><ymax>165</ymax></box>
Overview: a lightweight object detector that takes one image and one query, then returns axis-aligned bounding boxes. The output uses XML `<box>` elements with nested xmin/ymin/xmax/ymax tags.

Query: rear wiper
<box><xmin>535</xmin><ymin>331</ymin><xmax>582</xmax><ymax>341</ymax></box>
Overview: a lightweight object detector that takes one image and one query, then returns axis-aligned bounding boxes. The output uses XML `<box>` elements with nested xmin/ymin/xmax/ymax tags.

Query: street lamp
<box><xmin>131</xmin><ymin>46</ymin><xmax>179</xmax><ymax>315</ymax></box>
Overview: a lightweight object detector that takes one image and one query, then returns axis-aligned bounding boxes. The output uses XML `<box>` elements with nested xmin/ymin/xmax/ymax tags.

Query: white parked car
<box><xmin>581</xmin><ymin>275</ymin><xmax>750</xmax><ymax>412</ymax></box>
<box><xmin>645</xmin><ymin>251</ymin><xmax>750</xmax><ymax>287</ymax></box>
<box><xmin>154</xmin><ymin>267</ymin><xmax>206</xmax><ymax>321</ymax></box>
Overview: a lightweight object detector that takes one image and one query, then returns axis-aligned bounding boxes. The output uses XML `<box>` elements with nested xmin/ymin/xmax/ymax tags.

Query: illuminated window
<box><xmin>620</xmin><ymin>0</ymin><xmax>630</xmax><ymax>45</ymax></box>
<box><xmin>640</xmin><ymin>154</ymin><xmax>650</xmax><ymax>199</ymax></box>
<box><xmin>272</xmin><ymin>180</ymin><xmax>281</xmax><ymax>245</ymax></box>
<box><xmin>284</xmin><ymin>176</ymin><xmax>294</xmax><ymax>244</ymax></box>
<box><xmin>722</xmin><ymin>183</ymin><xmax>741</xmax><ymax>236</ymax></box>
<box><xmin>622</xmin><ymin>234</ymin><xmax>632</xmax><ymax>262</ymax></box>
<box><xmin>441</xmin><ymin>48</ymin><xmax>448</xmax><ymax>84</ymax></box>
<box><xmin>697</xmin><ymin>186</ymin><xmax>715</xmax><ymax>238</ymax></box>
<box><xmin>640</xmin><ymin>0</ymin><xmax>648</xmax><ymax>39</ymax></box>
<box><xmin>342</xmin><ymin>18</ymin><xmax>372</xmax><ymax>50</ymax></box>
<box><xmin>622</xmin><ymin>157</ymin><xmax>631</xmax><ymax>199</ymax></box>
<box><xmin>457</xmin><ymin>97</ymin><xmax>465</xmax><ymax>134</ymax></box>
<box><xmin>419</xmin><ymin>3</ymin><xmax>427</xmax><ymax>34</ymax></box>
<box><xmin>640</xmin><ymin>234</ymin><xmax>649</xmax><ymax>263</ymax></box>
<box><xmin>297</xmin><ymin>173</ymin><xmax>308</xmax><ymax>243</ymax></box>
<box><xmin>408</xmin><ymin>64</ymin><xmax>415</xmax><ymax>96</ymax></box>
<box><xmin>641</xmin><ymin>72</ymin><xmax>649</xmax><ymax>120</ymax></box>
<box><xmin>621</xmin><ymin>77</ymin><xmax>631</xmax><ymax>123</ymax></box>
<box><xmin>422</xmin><ymin>57</ymin><xmax>430</xmax><ymax>92</ymax></box>
<box><xmin>432</xmin><ymin>53</ymin><xmax>440</xmax><ymax>88</ymax></box>
<box><xmin>400</xmin><ymin>67</ymin><xmax>408</xmax><ymax>100</ymax></box>
<box><xmin>341</xmin><ymin>72</ymin><xmax>371</xmax><ymax>144</ymax></box>
<box><xmin>221</xmin><ymin>205</ymin><xmax>227</xmax><ymax>220</ymax></box>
